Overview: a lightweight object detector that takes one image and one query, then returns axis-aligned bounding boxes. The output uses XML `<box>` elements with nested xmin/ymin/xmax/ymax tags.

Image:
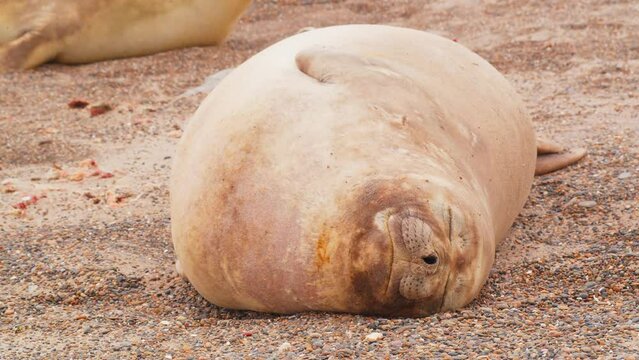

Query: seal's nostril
<box><xmin>422</xmin><ymin>255</ymin><xmax>438</xmax><ymax>265</ymax></box>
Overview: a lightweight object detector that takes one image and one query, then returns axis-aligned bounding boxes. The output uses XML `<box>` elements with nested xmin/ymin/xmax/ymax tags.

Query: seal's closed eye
<box><xmin>422</xmin><ymin>255</ymin><xmax>438</xmax><ymax>265</ymax></box>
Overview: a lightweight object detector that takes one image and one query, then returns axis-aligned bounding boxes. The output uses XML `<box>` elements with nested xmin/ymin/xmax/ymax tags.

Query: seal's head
<box><xmin>342</xmin><ymin>181</ymin><xmax>495</xmax><ymax>316</ymax></box>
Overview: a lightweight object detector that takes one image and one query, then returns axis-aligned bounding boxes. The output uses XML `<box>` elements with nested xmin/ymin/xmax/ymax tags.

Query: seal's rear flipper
<box><xmin>535</xmin><ymin>138</ymin><xmax>587</xmax><ymax>176</ymax></box>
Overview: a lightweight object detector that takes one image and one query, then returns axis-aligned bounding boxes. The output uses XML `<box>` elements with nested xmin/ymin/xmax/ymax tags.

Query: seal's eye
<box><xmin>422</xmin><ymin>254</ymin><xmax>438</xmax><ymax>265</ymax></box>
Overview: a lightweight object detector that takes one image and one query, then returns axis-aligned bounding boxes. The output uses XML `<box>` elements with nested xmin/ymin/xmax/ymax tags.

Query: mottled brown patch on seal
<box><xmin>215</xmin><ymin>126</ymin><xmax>263</xmax><ymax>209</ymax></box>
<box><xmin>315</xmin><ymin>228</ymin><xmax>331</xmax><ymax>270</ymax></box>
<box><xmin>196</xmin><ymin>124</ymin><xmax>268</xmax><ymax>302</ymax></box>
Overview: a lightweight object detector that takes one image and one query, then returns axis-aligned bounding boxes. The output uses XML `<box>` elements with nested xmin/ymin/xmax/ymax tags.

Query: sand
<box><xmin>1</xmin><ymin>0</ymin><xmax>637</xmax><ymax>358</ymax></box>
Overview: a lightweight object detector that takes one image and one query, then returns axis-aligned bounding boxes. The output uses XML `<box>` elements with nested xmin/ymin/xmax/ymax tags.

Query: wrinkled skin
<box><xmin>171</xmin><ymin>25</ymin><xmax>537</xmax><ymax>316</ymax></box>
<box><xmin>0</xmin><ymin>0</ymin><xmax>251</xmax><ymax>71</ymax></box>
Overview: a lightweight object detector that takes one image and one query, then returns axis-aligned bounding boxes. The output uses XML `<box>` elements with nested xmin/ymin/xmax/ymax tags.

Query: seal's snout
<box><xmin>397</xmin><ymin>216</ymin><xmax>441</xmax><ymax>272</ymax></box>
<box><xmin>386</xmin><ymin>212</ymin><xmax>449</xmax><ymax>302</ymax></box>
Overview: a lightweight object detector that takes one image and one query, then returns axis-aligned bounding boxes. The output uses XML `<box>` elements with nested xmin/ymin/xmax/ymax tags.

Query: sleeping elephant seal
<box><xmin>0</xmin><ymin>0</ymin><xmax>251</xmax><ymax>71</ymax></box>
<box><xmin>170</xmin><ymin>25</ymin><xmax>586</xmax><ymax>316</ymax></box>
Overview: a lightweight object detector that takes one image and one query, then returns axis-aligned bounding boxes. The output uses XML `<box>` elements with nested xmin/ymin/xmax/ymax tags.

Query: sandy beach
<box><xmin>1</xmin><ymin>0</ymin><xmax>637</xmax><ymax>358</ymax></box>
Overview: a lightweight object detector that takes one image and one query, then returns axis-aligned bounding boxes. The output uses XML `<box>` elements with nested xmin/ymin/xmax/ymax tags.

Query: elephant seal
<box><xmin>170</xmin><ymin>25</ymin><xmax>586</xmax><ymax>316</ymax></box>
<box><xmin>0</xmin><ymin>0</ymin><xmax>251</xmax><ymax>71</ymax></box>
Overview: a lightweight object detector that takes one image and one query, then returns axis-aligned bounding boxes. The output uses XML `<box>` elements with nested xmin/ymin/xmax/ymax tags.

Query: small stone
<box><xmin>113</xmin><ymin>341</ymin><xmax>132</xmax><ymax>351</ymax></box>
<box><xmin>610</xmin><ymin>283</ymin><xmax>624</xmax><ymax>292</ymax></box>
<box><xmin>365</xmin><ymin>332</ymin><xmax>384</xmax><ymax>342</ymax></box>
<box><xmin>1</xmin><ymin>182</ymin><xmax>16</xmax><ymax>193</ymax></box>
<box><xmin>78</xmin><ymin>159</ymin><xmax>98</xmax><ymax>168</ymax></box>
<box><xmin>68</xmin><ymin>99</ymin><xmax>89</xmax><ymax>109</ymax></box>
<box><xmin>89</xmin><ymin>104</ymin><xmax>112</xmax><ymax>117</ymax></box>
<box><xmin>583</xmin><ymin>281</ymin><xmax>597</xmax><ymax>290</ymax></box>
<box><xmin>68</xmin><ymin>172</ymin><xmax>85</xmax><ymax>182</ymax></box>
<box><xmin>27</xmin><ymin>284</ymin><xmax>39</xmax><ymax>295</ymax></box>
<box><xmin>278</xmin><ymin>342</ymin><xmax>292</xmax><ymax>353</ymax></box>
<box><xmin>336</xmin><ymin>349</ymin><xmax>354</xmax><ymax>356</ymax></box>
<box><xmin>617</xmin><ymin>172</ymin><xmax>631</xmax><ymax>179</ymax></box>
<box><xmin>311</xmin><ymin>339</ymin><xmax>323</xmax><ymax>348</ymax></box>
<box><xmin>160</xmin><ymin>320</ymin><xmax>171</xmax><ymax>326</ymax></box>
<box><xmin>168</xmin><ymin>130</ymin><xmax>183</xmax><ymax>138</ymax></box>
<box><xmin>578</xmin><ymin>201</ymin><xmax>597</xmax><ymax>208</ymax></box>
<box><xmin>45</xmin><ymin>168</ymin><xmax>63</xmax><ymax>180</ymax></box>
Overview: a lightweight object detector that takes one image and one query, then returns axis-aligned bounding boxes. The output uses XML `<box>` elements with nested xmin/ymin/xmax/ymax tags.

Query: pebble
<box><xmin>617</xmin><ymin>172</ymin><xmax>631</xmax><ymax>179</ymax></box>
<box><xmin>112</xmin><ymin>341</ymin><xmax>132</xmax><ymax>351</ymax></box>
<box><xmin>336</xmin><ymin>348</ymin><xmax>354</xmax><ymax>356</ymax></box>
<box><xmin>578</xmin><ymin>201</ymin><xmax>597</xmax><ymax>208</ymax></box>
<box><xmin>27</xmin><ymin>284</ymin><xmax>39</xmax><ymax>295</ymax></box>
<box><xmin>277</xmin><ymin>342</ymin><xmax>292</xmax><ymax>353</ymax></box>
<box><xmin>583</xmin><ymin>281</ymin><xmax>597</xmax><ymax>290</ymax></box>
<box><xmin>365</xmin><ymin>332</ymin><xmax>384</xmax><ymax>342</ymax></box>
